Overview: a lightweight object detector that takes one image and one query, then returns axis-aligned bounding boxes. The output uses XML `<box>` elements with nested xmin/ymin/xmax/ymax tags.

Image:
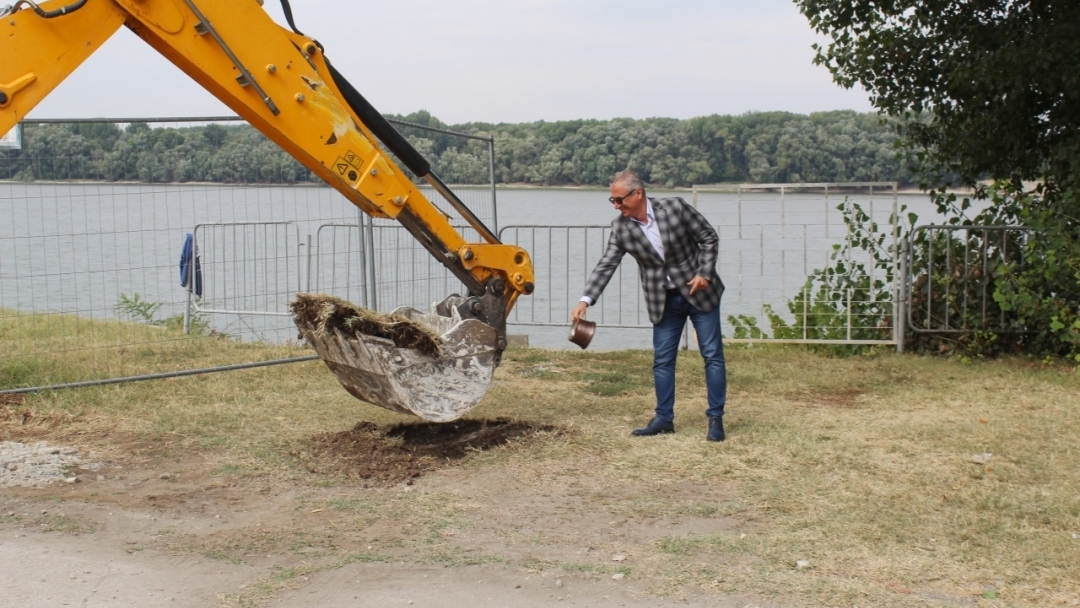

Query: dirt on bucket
<box><xmin>290</xmin><ymin>293</ymin><xmax>443</xmax><ymax>356</ymax></box>
<box><xmin>293</xmin><ymin>418</ymin><xmax>559</xmax><ymax>486</ymax></box>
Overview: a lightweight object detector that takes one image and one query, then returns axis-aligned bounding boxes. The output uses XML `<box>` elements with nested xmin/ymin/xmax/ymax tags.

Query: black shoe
<box><xmin>707</xmin><ymin>416</ymin><xmax>725</xmax><ymax>442</ymax></box>
<box><xmin>632</xmin><ymin>417</ymin><xmax>674</xmax><ymax>436</ymax></box>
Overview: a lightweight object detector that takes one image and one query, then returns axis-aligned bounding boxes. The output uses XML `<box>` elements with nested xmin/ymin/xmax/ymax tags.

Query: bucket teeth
<box><xmin>293</xmin><ymin>296</ymin><xmax>498</xmax><ymax>422</ymax></box>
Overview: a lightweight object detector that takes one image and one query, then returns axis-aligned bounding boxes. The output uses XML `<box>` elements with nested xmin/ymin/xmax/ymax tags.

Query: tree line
<box><xmin>400</xmin><ymin>109</ymin><xmax>908</xmax><ymax>187</ymax></box>
<box><xmin>0</xmin><ymin>110</ymin><xmax>910</xmax><ymax>187</ymax></box>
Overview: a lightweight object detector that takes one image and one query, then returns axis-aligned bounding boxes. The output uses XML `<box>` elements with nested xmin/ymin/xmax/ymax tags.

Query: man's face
<box><xmin>609</xmin><ymin>182</ymin><xmax>643</xmax><ymax>219</ymax></box>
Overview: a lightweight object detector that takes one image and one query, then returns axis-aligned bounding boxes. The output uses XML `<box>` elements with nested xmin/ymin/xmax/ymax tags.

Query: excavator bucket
<box><xmin>291</xmin><ymin>294</ymin><xmax>499</xmax><ymax>422</ymax></box>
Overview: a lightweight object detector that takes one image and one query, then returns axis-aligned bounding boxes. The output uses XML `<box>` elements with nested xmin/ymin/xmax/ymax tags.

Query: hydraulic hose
<box><xmin>4</xmin><ymin>0</ymin><xmax>88</xmax><ymax>18</ymax></box>
<box><xmin>324</xmin><ymin>59</ymin><xmax>431</xmax><ymax>178</ymax></box>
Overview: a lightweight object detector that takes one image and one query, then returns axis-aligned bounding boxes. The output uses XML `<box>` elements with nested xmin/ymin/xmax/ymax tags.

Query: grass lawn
<box><xmin>2</xmin><ymin>314</ymin><xmax>1079</xmax><ymax>606</ymax></box>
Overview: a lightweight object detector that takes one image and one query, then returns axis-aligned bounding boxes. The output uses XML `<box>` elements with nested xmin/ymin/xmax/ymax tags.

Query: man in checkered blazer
<box><xmin>571</xmin><ymin>170</ymin><xmax>729</xmax><ymax>441</ymax></box>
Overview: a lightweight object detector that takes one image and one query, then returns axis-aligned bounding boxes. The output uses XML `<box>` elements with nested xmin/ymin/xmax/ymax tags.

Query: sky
<box><xmin>27</xmin><ymin>0</ymin><xmax>873</xmax><ymax>125</ymax></box>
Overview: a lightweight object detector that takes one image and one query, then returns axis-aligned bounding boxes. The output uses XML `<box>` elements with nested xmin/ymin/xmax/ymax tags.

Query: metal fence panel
<box><xmin>313</xmin><ymin>223</ymin><xmax>369</xmax><ymax>307</ymax></box>
<box><xmin>308</xmin><ymin>184</ymin><xmax>493</xmax><ymax>314</ymax></box>
<box><xmin>193</xmin><ymin>221</ymin><xmax>301</xmax><ymax>317</ymax></box>
<box><xmin>501</xmin><ymin>183</ymin><xmax>903</xmax><ymax>347</ymax></box>
<box><xmin>1</xmin><ymin>117</ymin><xmax>497</xmax><ymax>392</ymax></box>
<box><xmin>2</xmin><ymin>115</ymin><xmax>908</xmax><ymax>395</ymax></box>
<box><xmin>499</xmin><ymin>225</ymin><xmax>649</xmax><ymax>328</ymax></box>
<box><xmin>905</xmin><ymin>225</ymin><xmax>1033</xmax><ymax>334</ymax></box>
<box><xmin>708</xmin><ymin>184</ymin><xmax>900</xmax><ymax>345</ymax></box>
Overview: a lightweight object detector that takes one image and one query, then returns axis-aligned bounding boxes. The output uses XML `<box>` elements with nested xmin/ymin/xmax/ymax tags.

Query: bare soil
<box><xmin>0</xmin><ymin>424</ymin><xmax>767</xmax><ymax>608</ymax></box>
<box><xmin>294</xmin><ymin>418</ymin><xmax>560</xmax><ymax>486</ymax></box>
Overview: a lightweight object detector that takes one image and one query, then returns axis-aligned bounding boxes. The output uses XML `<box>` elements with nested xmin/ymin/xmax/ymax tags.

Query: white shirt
<box><xmin>580</xmin><ymin>198</ymin><xmax>673</xmax><ymax>306</ymax></box>
<box><xmin>637</xmin><ymin>199</ymin><xmax>666</xmax><ymax>263</ymax></box>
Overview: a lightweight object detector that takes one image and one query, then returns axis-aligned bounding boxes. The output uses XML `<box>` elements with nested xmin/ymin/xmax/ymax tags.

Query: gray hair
<box><xmin>611</xmin><ymin>170</ymin><xmax>645</xmax><ymax>194</ymax></box>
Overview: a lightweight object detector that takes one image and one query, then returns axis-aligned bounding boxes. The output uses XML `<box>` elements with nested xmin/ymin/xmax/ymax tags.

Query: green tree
<box><xmin>797</xmin><ymin>0</ymin><xmax>1080</xmax><ymax>358</ymax></box>
<box><xmin>202</xmin><ymin>123</ymin><xmax>227</xmax><ymax>149</ymax></box>
<box><xmin>797</xmin><ymin>0</ymin><xmax>1079</xmax><ymax>190</ymax></box>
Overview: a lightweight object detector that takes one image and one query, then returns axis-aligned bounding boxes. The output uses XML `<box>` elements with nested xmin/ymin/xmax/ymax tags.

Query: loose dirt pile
<box><xmin>290</xmin><ymin>294</ymin><xmax>443</xmax><ymax>356</ymax></box>
<box><xmin>293</xmin><ymin>418</ymin><xmax>559</xmax><ymax>486</ymax></box>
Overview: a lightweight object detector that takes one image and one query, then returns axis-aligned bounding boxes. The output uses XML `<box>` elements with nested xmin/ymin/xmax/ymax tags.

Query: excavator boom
<box><xmin>0</xmin><ymin>0</ymin><xmax>534</xmax><ymax>421</ymax></box>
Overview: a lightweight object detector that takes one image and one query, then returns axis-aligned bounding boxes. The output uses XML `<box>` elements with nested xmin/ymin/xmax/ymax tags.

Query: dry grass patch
<box><xmin>2</xmin><ymin>313</ymin><xmax>1079</xmax><ymax>607</ymax></box>
<box><xmin>484</xmin><ymin>345</ymin><xmax>1080</xmax><ymax>606</ymax></box>
<box><xmin>0</xmin><ymin>308</ymin><xmax>301</xmax><ymax>389</ymax></box>
<box><xmin>786</xmin><ymin>386</ymin><xmax>867</xmax><ymax>408</ymax></box>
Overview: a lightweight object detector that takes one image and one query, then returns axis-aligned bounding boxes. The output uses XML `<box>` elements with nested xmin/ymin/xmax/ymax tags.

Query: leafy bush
<box><xmin>728</xmin><ymin>183</ymin><xmax>1080</xmax><ymax>363</ymax></box>
<box><xmin>923</xmin><ymin>182</ymin><xmax>1080</xmax><ymax>360</ymax></box>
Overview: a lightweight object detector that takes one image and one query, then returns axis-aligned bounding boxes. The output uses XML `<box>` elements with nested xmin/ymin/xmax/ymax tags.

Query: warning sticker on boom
<box><xmin>334</xmin><ymin>154</ymin><xmax>362</xmax><ymax>182</ymax></box>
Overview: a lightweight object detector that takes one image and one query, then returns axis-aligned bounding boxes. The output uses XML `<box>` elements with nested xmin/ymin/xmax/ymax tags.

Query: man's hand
<box><xmin>687</xmin><ymin>275</ymin><xmax>710</xmax><ymax>295</ymax></box>
<box><xmin>571</xmin><ymin>301</ymin><xmax>589</xmax><ymax>322</ymax></box>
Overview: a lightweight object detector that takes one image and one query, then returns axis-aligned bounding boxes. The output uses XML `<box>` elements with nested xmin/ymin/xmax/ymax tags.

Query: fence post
<box><xmin>354</xmin><ymin>208</ymin><xmax>366</xmax><ymax>308</ymax></box>
<box><xmin>846</xmin><ymin>288</ymin><xmax>853</xmax><ymax>341</ymax></box>
<box><xmin>802</xmin><ymin>285</ymin><xmax>809</xmax><ymax>340</ymax></box>
<box><xmin>305</xmin><ymin>233</ymin><xmax>312</xmax><ymax>293</ymax></box>
<box><xmin>365</xmin><ymin>214</ymin><xmax>378</xmax><ymax>310</ymax></box>
<box><xmin>183</xmin><ymin>273</ymin><xmax>192</xmax><ymax>335</ymax></box>
<box><xmin>183</xmin><ymin>232</ymin><xmax>194</xmax><ymax>335</ymax></box>
<box><xmin>897</xmin><ymin>236</ymin><xmax>908</xmax><ymax>353</ymax></box>
<box><xmin>488</xmin><ymin>138</ymin><xmax>498</xmax><ymax>234</ymax></box>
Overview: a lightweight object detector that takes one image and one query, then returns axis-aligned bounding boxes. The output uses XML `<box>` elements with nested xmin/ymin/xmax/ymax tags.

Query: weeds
<box><xmin>115</xmin><ymin>292</ymin><xmax>161</xmax><ymax>324</ymax></box>
<box><xmin>115</xmin><ymin>292</ymin><xmax>212</xmax><ymax>335</ymax></box>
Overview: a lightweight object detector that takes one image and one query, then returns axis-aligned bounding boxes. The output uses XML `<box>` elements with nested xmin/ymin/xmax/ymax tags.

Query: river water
<box><xmin>0</xmin><ymin>182</ymin><xmax>940</xmax><ymax>351</ymax></box>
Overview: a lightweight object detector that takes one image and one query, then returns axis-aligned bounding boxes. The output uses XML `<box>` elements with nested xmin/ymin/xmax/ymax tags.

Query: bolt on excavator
<box><xmin>0</xmin><ymin>0</ymin><xmax>535</xmax><ymax>422</ymax></box>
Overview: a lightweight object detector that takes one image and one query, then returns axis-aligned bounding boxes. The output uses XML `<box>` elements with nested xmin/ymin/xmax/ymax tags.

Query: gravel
<box><xmin>0</xmin><ymin>441</ymin><xmax>84</xmax><ymax>487</ymax></box>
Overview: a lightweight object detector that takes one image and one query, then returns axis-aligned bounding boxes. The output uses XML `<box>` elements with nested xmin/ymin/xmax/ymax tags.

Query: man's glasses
<box><xmin>609</xmin><ymin>188</ymin><xmax>638</xmax><ymax>206</ymax></box>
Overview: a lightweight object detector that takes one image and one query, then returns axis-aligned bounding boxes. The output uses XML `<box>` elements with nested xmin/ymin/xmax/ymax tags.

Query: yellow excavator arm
<box><xmin>0</xmin><ymin>0</ymin><xmax>534</xmax><ymax>421</ymax></box>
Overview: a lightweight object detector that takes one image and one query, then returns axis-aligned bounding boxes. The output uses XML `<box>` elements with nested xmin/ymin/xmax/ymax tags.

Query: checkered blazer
<box><xmin>583</xmin><ymin>196</ymin><xmax>724</xmax><ymax>324</ymax></box>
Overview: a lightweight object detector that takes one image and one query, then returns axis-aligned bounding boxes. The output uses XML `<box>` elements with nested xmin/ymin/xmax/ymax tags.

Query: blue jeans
<box><xmin>652</xmin><ymin>290</ymin><xmax>727</xmax><ymax>422</ymax></box>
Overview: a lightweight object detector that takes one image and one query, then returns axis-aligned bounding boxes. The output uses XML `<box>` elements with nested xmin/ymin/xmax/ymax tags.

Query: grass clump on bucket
<box><xmin>290</xmin><ymin>294</ymin><xmax>443</xmax><ymax>357</ymax></box>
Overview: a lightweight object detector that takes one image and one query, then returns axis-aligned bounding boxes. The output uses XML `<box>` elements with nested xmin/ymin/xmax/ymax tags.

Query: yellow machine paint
<box><xmin>0</xmin><ymin>0</ymin><xmax>534</xmax><ymax>421</ymax></box>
